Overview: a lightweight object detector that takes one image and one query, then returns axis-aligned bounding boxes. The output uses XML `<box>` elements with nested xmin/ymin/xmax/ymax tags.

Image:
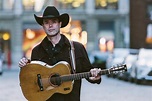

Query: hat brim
<box><xmin>34</xmin><ymin>13</ymin><xmax>69</xmax><ymax>28</ymax></box>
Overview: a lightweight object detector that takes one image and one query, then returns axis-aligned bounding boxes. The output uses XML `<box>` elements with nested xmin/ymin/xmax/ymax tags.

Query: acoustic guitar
<box><xmin>19</xmin><ymin>61</ymin><xmax>127</xmax><ymax>101</ymax></box>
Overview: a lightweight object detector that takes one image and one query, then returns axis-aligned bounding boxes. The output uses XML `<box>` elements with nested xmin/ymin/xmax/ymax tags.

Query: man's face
<box><xmin>42</xmin><ymin>18</ymin><xmax>61</xmax><ymax>37</ymax></box>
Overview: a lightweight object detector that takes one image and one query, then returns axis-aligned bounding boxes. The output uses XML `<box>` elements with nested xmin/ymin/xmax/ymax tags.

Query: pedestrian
<box><xmin>19</xmin><ymin>6</ymin><xmax>101</xmax><ymax>101</ymax></box>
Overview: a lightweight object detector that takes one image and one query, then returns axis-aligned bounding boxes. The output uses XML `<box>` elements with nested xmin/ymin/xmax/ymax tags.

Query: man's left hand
<box><xmin>89</xmin><ymin>68</ymin><xmax>101</xmax><ymax>81</ymax></box>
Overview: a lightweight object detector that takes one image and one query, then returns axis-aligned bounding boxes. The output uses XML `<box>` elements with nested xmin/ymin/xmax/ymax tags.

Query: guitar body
<box><xmin>19</xmin><ymin>61</ymin><xmax>73</xmax><ymax>101</ymax></box>
<box><xmin>19</xmin><ymin>61</ymin><xmax>127</xmax><ymax>101</ymax></box>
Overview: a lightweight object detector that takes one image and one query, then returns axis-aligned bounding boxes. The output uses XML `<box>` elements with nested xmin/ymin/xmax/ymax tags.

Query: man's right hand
<box><xmin>18</xmin><ymin>57</ymin><xmax>30</xmax><ymax>68</ymax></box>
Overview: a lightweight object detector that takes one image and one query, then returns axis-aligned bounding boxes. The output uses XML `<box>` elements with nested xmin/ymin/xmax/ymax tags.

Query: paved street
<box><xmin>0</xmin><ymin>65</ymin><xmax>152</xmax><ymax>101</ymax></box>
<box><xmin>81</xmin><ymin>77</ymin><xmax>152</xmax><ymax>101</ymax></box>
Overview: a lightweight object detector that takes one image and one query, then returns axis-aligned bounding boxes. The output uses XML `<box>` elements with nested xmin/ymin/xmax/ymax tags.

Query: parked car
<box><xmin>106</xmin><ymin>48</ymin><xmax>130</xmax><ymax>77</ymax></box>
<box><xmin>129</xmin><ymin>48</ymin><xmax>152</xmax><ymax>84</ymax></box>
<box><xmin>117</xmin><ymin>54</ymin><xmax>138</xmax><ymax>80</ymax></box>
<box><xmin>106</xmin><ymin>48</ymin><xmax>139</xmax><ymax>78</ymax></box>
<box><xmin>106</xmin><ymin>48</ymin><xmax>130</xmax><ymax>68</ymax></box>
<box><xmin>0</xmin><ymin>52</ymin><xmax>4</xmax><ymax>75</ymax></box>
<box><xmin>0</xmin><ymin>59</ymin><xmax>3</xmax><ymax>75</ymax></box>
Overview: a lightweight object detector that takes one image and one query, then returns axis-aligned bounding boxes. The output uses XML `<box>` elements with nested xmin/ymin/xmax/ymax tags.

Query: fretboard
<box><xmin>60</xmin><ymin>69</ymin><xmax>110</xmax><ymax>82</ymax></box>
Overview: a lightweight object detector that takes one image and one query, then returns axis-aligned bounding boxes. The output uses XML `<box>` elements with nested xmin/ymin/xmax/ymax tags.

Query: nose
<box><xmin>49</xmin><ymin>24</ymin><xmax>53</xmax><ymax>27</ymax></box>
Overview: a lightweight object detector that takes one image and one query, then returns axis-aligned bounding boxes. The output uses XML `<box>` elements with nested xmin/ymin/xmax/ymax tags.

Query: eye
<box><xmin>52</xmin><ymin>19</ymin><xmax>59</xmax><ymax>23</ymax></box>
<box><xmin>44</xmin><ymin>21</ymin><xmax>48</xmax><ymax>24</ymax></box>
<box><xmin>43</xmin><ymin>20</ymin><xmax>49</xmax><ymax>24</ymax></box>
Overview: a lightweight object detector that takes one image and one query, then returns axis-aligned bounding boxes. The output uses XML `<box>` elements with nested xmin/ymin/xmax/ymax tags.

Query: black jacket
<box><xmin>31</xmin><ymin>34</ymin><xmax>101</xmax><ymax>101</ymax></box>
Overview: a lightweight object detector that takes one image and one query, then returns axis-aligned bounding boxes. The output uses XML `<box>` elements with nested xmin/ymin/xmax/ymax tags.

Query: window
<box><xmin>0</xmin><ymin>0</ymin><xmax>2</xmax><ymax>10</ymax></box>
<box><xmin>61</xmin><ymin>20</ymin><xmax>87</xmax><ymax>46</ymax></box>
<box><xmin>22</xmin><ymin>0</ymin><xmax>35</xmax><ymax>11</ymax></box>
<box><xmin>146</xmin><ymin>4</ymin><xmax>152</xmax><ymax>44</ymax></box>
<box><xmin>146</xmin><ymin>24</ymin><xmax>152</xmax><ymax>44</ymax></box>
<box><xmin>147</xmin><ymin>4</ymin><xmax>152</xmax><ymax>20</ymax></box>
<box><xmin>51</xmin><ymin>0</ymin><xmax>86</xmax><ymax>10</ymax></box>
<box><xmin>1</xmin><ymin>0</ymin><xmax>14</xmax><ymax>10</ymax></box>
<box><xmin>22</xmin><ymin>0</ymin><xmax>86</xmax><ymax>12</ymax></box>
<box><xmin>95</xmin><ymin>0</ymin><xmax>118</xmax><ymax>10</ymax></box>
<box><xmin>22</xmin><ymin>0</ymin><xmax>46</xmax><ymax>12</ymax></box>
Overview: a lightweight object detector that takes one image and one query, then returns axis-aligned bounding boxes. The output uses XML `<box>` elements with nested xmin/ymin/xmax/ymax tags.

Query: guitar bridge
<box><xmin>64</xmin><ymin>87</ymin><xmax>70</xmax><ymax>91</ymax></box>
<box><xmin>37</xmin><ymin>74</ymin><xmax>44</xmax><ymax>91</ymax></box>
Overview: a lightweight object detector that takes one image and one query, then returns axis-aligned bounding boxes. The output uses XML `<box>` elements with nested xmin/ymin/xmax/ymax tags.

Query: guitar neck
<box><xmin>50</xmin><ymin>64</ymin><xmax>126</xmax><ymax>84</ymax></box>
<box><xmin>60</xmin><ymin>69</ymin><xmax>110</xmax><ymax>82</ymax></box>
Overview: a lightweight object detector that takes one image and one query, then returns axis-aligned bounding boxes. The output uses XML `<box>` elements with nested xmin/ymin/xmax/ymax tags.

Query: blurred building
<box><xmin>130</xmin><ymin>0</ymin><xmax>152</xmax><ymax>49</ymax></box>
<box><xmin>0</xmin><ymin>0</ymin><xmax>129</xmax><ymax>65</ymax></box>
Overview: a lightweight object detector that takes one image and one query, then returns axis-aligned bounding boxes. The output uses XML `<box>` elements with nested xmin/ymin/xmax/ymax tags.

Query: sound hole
<box><xmin>50</xmin><ymin>74</ymin><xmax>62</xmax><ymax>86</ymax></box>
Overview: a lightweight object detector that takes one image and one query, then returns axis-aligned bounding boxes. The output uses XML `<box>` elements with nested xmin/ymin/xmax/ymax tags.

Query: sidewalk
<box><xmin>0</xmin><ymin>64</ymin><xmax>27</xmax><ymax>101</ymax></box>
<box><xmin>3</xmin><ymin>63</ymin><xmax>20</xmax><ymax>72</ymax></box>
<box><xmin>1</xmin><ymin>63</ymin><xmax>152</xmax><ymax>101</ymax></box>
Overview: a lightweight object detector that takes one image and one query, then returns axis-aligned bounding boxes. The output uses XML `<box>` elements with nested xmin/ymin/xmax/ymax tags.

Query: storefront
<box><xmin>0</xmin><ymin>0</ymin><xmax>129</xmax><ymax>65</ymax></box>
<box><xmin>23</xmin><ymin>19</ymin><xmax>87</xmax><ymax>58</ymax></box>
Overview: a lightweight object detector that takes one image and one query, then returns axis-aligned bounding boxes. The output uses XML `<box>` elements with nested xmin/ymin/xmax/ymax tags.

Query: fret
<box><xmin>100</xmin><ymin>69</ymin><xmax>109</xmax><ymax>75</ymax></box>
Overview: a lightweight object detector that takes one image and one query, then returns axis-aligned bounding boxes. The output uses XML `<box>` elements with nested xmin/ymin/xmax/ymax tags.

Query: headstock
<box><xmin>109</xmin><ymin>64</ymin><xmax>127</xmax><ymax>74</ymax></box>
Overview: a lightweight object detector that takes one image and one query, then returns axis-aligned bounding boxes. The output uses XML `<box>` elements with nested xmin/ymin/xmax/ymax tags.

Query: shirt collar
<box><xmin>41</xmin><ymin>34</ymin><xmax>71</xmax><ymax>48</ymax></box>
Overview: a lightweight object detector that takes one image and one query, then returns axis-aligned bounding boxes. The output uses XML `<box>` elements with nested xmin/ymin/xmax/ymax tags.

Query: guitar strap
<box><xmin>69</xmin><ymin>40</ymin><xmax>76</xmax><ymax>73</ymax></box>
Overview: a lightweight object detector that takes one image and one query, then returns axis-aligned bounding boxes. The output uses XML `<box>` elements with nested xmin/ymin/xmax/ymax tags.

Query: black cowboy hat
<box><xmin>34</xmin><ymin>6</ymin><xmax>69</xmax><ymax>28</ymax></box>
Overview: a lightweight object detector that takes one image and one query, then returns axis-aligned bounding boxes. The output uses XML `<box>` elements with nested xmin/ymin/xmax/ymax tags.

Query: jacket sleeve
<box><xmin>83</xmin><ymin>48</ymin><xmax>101</xmax><ymax>84</ymax></box>
<box><xmin>30</xmin><ymin>45</ymin><xmax>40</xmax><ymax>61</ymax></box>
<box><xmin>75</xmin><ymin>42</ymin><xmax>101</xmax><ymax>84</ymax></box>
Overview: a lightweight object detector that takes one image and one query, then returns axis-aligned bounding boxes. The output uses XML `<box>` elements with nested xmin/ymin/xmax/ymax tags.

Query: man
<box><xmin>19</xmin><ymin>6</ymin><xmax>101</xmax><ymax>101</ymax></box>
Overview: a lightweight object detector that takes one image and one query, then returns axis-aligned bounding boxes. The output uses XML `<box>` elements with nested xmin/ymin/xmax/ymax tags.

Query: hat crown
<box><xmin>34</xmin><ymin>6</ymin><xmax>69</xmax><ymax>27</ymax></box>
<box><xmin>43</xmin><ymin>6</ymin><xmax>60</xmax><ymax>17</ymax></box>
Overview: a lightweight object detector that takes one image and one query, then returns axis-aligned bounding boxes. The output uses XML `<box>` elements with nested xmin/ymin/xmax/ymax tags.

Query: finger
<box><xmin>90</xmin><ymin>68</ymin><xmax>98</xmax><ymax>77</ymax></box>
<box><xmin>18</xmin><ymin>58</ymin><xmax>28</xmax><ymax>67</ymax></box>
<box><xmin>22</xmin><ymin>57</ymin><xmax>28</xmax><ymax>62</ymax></box>
<box><xmin>18</xmin><ymin>61</ymin><xmax>25</xmax><ymax>67</ymax></box>
<box><xmin>19</xmin><ymin>60</ymin><xmax>26</xmax><ymax>65</ymax></box>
